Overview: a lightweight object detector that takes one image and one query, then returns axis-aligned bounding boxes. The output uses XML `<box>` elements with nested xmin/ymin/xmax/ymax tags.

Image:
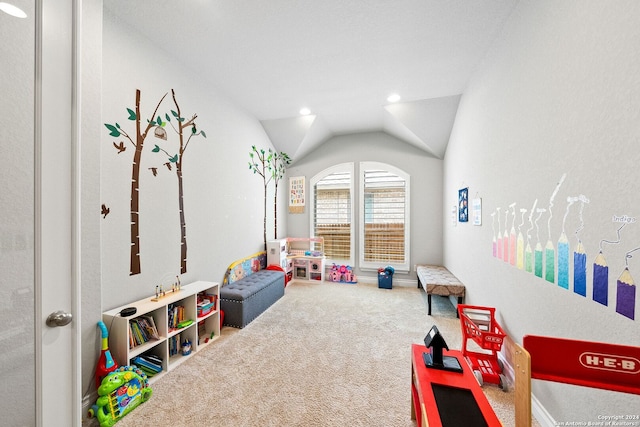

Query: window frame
<box><xmin>309</xmin><ymin>162</ymin><xmax>355</xmax><ymax>266</ymax></box>
<box><xmin>358</xmin><ymin>161</ymin><xmax>411</xmax><ymax>273</ymax></box>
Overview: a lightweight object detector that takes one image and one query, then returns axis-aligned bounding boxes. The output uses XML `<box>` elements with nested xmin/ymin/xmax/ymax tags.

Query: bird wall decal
<box><xmin>113</xmin><ymin>141</ymin><xmax>126</xmax><ymax>153</ymax></box>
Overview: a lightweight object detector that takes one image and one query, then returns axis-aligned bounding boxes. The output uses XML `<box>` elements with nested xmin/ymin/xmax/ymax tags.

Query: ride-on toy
<box><xmin>88</xmin><ymin>365</ymin><xmax>152</xmax><ymax>427</ymax></box>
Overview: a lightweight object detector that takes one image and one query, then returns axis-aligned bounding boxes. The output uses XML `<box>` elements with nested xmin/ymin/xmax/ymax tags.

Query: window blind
<box><xmin>363</xmin><ymin>169</ymin><xmax>406</xmax><ymax>264</ymax></box>
<box><xmin>313</xmin><ymin>171</ymin><xmax>351</xmax><ymax>260</ymax></box>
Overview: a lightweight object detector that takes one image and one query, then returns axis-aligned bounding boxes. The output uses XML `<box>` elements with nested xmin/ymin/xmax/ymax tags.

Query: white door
<box><xmin>0</xmin><ymin>1</ymin><xmax>80</xmax><ymax>425</ymax></box>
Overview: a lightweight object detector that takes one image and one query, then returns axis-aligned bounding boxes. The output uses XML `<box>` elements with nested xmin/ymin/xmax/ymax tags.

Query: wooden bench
<box><xmin>416</xmin><ymin>265</ymin><xmax>465</xmax><ymax>318</ymax></box>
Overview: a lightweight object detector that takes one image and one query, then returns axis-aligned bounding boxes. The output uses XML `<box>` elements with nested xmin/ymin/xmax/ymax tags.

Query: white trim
<box><xmin>309</xmin><ymin>162</ymin><xmax>355</xmax><ymax>266</ymax></box>
<box><xmin>36</xmin><ymin>1</ymin><xmax>82</xmax><ymax>424</ymax></box>
<box><xmin>358</xmin><ymin>161</ymin><xmax>411</xmax><ymax>272</ymax></box>
<box><xmin>71</xmin><ymin>0</ymin><xmax>83</xmax><ymax>424</ymax></box>
<box><xmin>35</xmin><ymin>2</ymin><xmax>43</xmax><ymax>425</ymax></box>
<box><xmin>532</xmin><ymin>393</ymin><xmax>557</xmax><ymax>427</ymax></box>
<box><xmin>499</xmin><ymin>350</ymin><xmax>556</xmax><ymax>427</ymax></box>
<box><xmin>355</xmin><ymin>276</ymin><xmax>416</xmax><ymax>288</ymax></box>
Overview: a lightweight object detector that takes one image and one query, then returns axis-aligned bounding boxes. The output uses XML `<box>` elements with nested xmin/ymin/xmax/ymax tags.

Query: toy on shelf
<box><xmin>458</xmin><ymin>304</ymin><xmax>508</xmax><ymax>391</ymax></box>
<box><xmin>88</xmin><ymin>365</ymin><xmax>152</xmax><ymax>427</ymax></box>
<box><xmin>181</xmin><ymin>339</ymin><xmax>192</xmax><ymax>356</ymax></box>
<box><xmin>329</xmin><ymin>264</ymin><xmax>358</xmax><ymax>283</ymax></box>
<box><xmin>151</xmin><ymin>276</ymin><xmax>182</xmax><ymax>302</ymax></box>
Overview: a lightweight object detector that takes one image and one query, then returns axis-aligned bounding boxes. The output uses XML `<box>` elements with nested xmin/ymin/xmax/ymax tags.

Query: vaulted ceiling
<box><xmin>105</xmin><ymin>0</ymin><xmax>517</xmax><ymax>163</ymax></box>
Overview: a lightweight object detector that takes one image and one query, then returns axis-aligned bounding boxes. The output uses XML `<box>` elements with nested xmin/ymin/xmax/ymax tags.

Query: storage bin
<box><xmin>378</xmin><ymin>272</ymin><xmax>392</xmax><ymax>289</ymax></box>
<box><xmin>197</xmin><ymin>302</ymin><xmax>214</xmax><ymax>317</ymax></box>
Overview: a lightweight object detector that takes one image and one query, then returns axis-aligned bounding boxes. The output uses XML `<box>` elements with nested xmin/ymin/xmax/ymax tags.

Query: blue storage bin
<box><xmin>378</xmin><ymin>272</ymin><xmax>392</xmax><ymax>289</ymax></box>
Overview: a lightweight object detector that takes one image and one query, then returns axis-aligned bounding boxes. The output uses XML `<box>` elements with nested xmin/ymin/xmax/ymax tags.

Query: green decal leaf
<box><xmin>165</xmin><ymin>113</ymin><xmax>171</xmax><ymax>122</ymax></box>
<box><xmin>201</xmin><ymin>131</ymin><xmax>207</xmax><ymax>138</ymax></box>
<box><xmin>152</xmin><ymin>145</ymin><xmax>160</xmax><ymax>153</ymax></box>
<box><xmin>171</xmin><ymin>110</ymin><xmax>179</xmax><ymax>118</ymax></box>
<box><xmin>156</xmin><ymin>116</ymin><xmax>163</xmax><ymax>126</ymax></box>
<box><xmin>178</xmin><ymin>117</ymin><xmax>185</xmax><ymax>122</ymax></box>
<box><xmin>127</xmin><ymin>108</ymin><xmax>137</xmax><ymax>120</ymax></box>
<box><xmin>104</xmin><ymin>123</ymin><xmax>121</xmax><ymax>137</ymax></box>
<box><xmin>192</xmin><ymin>126</ymin><xmax>197</xmax><ymax>134</ymax></box>
<box><xmin>116</xmin><ymin>122</ymin><xmax>121</xmax><ymax>129</ymax></box>
<box><xmin>150</xmin><ymin>120</ymin><xmax>157</xmax><ymax>126</ymax></box>
<box><xmin>169</xmin><ymin>154</ymin><xmax>179</xmax><ymax>163</ymax></box>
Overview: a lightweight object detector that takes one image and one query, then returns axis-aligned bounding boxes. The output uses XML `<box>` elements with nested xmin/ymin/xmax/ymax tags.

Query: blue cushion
<box><xmin>221</xmin><ymin>270</ymin><xmax>284</xmax><ymax>301</ymax></box>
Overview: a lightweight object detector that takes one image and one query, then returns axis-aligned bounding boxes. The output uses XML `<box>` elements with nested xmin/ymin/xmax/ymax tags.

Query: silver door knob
<box><xmin>46</xmin><ymin>310</ymin><xmax>73</xmax><ymax>327</ymax></box>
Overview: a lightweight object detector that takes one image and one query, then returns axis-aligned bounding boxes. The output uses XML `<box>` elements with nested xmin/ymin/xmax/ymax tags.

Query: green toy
<box><xmin>88</xmin><ymin>365</ymin><xmax>152</xmax><ymax>427</ymax></box>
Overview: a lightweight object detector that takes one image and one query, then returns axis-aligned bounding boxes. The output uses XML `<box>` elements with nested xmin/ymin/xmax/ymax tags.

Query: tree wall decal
<box><xmin>270</xmin><ymin>151</ymin><xmax>291</xmax><ymax>239</ymax></box>
<box><xmin>151</xmin><ymin>89</ymin><xmax>206</xmax><ymax>274</ymax></box>
<box><xmin>249</xmin><ymin>146</ymin><xmax>274</xmax><ymax>251</ymax></box>
<box><xmin>248</xmin><ymin>147</ymin><xmax>290</xmax><ymax>250</ymax></box>
<box><xmin>104</xmin><ymin>89</ymin><xmax>167</xmax><ymax>276</ymax></box>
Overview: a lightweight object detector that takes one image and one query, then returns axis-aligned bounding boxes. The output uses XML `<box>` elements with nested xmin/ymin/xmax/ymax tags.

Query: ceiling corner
<box><xmin>383</xmin><ymin>94</ymin><xmax>462</xmax><ymax>159</ymax></box>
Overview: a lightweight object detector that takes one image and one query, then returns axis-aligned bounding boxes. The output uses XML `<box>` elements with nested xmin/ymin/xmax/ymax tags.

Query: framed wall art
<box><xmin>458</xmin><ymin>187</ymin><xmax>469</xmax><ymax>223</ymax></box>
<box><xmin>289</xmin><ymin>176</ymin><xmax>305</xmax><ymax>214</ymax></box>
<box><xmin>472</xmin><ymin>197</ymin><xmax>482</xmax><ymax>225</ymax></box>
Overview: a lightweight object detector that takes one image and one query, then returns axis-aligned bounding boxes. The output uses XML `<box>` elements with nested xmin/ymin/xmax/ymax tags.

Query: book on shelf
<box><xmin>169</xmin><ymin>334</ymin><xmax>181</xmax><ymax>357</ymax></box>
<box><xmin>167</xmin><ymin>304</ymin><xmax>185</xmax><ymax>330</ymax></box>
<box><xmin>129</xmin><ymin>315</ymin><xmax>160</xmax><ymax>348</ymax></box>
<box><xmin>133</xmin><ymin>355</ymin><xmax>162</xmax><ymax>373</ymax></box>
<box><xmin>129</xmin><ymin>321</ymin><xmax>145</xmax><ymax>346</ymax></box>
<box><xmin>132</xmin><ymin>354</ymin><xmax>163</xmax><ymax>377</ymax></box>
<box><xmin>140</xmin><ymin>315</ymin><xmax>160</xmax><ymax>340</ymax></box>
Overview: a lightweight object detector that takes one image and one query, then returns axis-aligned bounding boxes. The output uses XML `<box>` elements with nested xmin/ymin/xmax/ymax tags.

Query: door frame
<box><xmin>35</xmin><ymin>0</ymin><xmax>82</xmax><ymax>424</ymax></box>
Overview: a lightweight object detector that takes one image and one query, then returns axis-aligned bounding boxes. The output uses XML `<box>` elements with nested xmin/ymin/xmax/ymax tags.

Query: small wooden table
<box><xmin>416</xmin><ymin>265</ymin><xmax>465</xmax><ymax>317</ymax></box>
<box><xmin>411</xmin><ymin>344</ymin><xmax>502</xmax><ymax>427</ymax></box>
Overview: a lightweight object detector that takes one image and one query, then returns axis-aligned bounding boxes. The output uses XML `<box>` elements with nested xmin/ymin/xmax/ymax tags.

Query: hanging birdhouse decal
<box><xmin>154</xmin><ymin>126</ymin><xmax>167</xmax><ymax>140</ymax></box>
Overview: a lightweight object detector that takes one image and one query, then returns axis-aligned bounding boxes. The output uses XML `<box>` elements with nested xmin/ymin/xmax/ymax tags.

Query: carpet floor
<box><xmin>94</xmin><ymin>280</ymin><xmax>533</xmax><ymax>427</ymax></box>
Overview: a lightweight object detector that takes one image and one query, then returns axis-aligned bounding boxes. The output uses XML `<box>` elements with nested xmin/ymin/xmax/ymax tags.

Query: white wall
<box><xmin>444</xmin><ymin>0</ymin><xmax>640</xmax><ymax>423</ymax></box>
<box><xmin>101</xmin><ymin>9</ymin><xmax>278</xmax><ymax>310</ymax></box>
<box><xmin>287</xmin><ymin>131</ymin><xmax>443</xmax><ymax>282</ymax></box>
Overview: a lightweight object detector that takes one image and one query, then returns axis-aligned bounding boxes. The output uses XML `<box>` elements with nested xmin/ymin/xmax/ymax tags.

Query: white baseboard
<box><xmin>356</xmin><ymin>276</ymin><xmax>416</xmax><ymax>287</ymax></box>
<box><xmin>498</xmin><ymin>352</ymin><xmax>556</xmax><ymax>427</ymax></box>
<box><xmin>532</xmin><ymin>393</ymin><xmax>556</xmax><ymax>427</ymax></box>
<box><xmin>82</xmin><ymin>391</ymin><xmax>97</xmax><ymax>422</ymax></box>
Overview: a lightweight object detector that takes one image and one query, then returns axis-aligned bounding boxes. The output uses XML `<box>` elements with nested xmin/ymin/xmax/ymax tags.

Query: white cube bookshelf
<box><xmin>102</xmin><ymin>280</ymin><xmax>220</xmax><ymax>383</ymax></box>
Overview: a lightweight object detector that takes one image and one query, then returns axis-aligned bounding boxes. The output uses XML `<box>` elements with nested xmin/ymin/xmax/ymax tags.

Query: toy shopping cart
<box><xmin>458</xmin><ymin>304</ymin><xmax>508</xmax><ymax>391</ymax></box>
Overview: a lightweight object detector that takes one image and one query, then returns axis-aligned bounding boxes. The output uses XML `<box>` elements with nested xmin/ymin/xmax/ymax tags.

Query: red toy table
<box><xmin>411</xmin><ymin>344</ymin><xmax>502</xmax><ymax>427</ymax></box>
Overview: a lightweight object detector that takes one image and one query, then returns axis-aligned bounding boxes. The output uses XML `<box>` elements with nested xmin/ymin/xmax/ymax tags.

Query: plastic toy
<box><xmin>329</xmin><ymin>263</ymin><xmax>358</xmax><ymax>283</ymax></box>
<box><xmin>95</xmin><ymin>321</ymin><xmax>119</xmax><ymax>388</ymax></box>
<box><xmin>181</xmin><ymin>339</ymin><xmax>192</xmax><ymax>355</ymax></box>
<box><xmin>88</xmin><ymin>365</ymin><xmax>152</xmax><ymax>427</ymax></box>
<box><xmin>457</xmin><ymin>304</ymin><xmax>508</xmax><ymax>391</ymax></box>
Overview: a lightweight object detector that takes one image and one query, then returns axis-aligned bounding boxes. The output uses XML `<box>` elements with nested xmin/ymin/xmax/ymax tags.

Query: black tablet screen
<box><xmin>431</xmin><ymin>384</ymin><xmax>489</xmax><ymax>427</ymax></box>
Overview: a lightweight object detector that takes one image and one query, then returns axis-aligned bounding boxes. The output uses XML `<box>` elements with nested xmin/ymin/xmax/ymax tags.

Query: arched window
<box><xmin>310</xmin><ymin>161</ymin><xmax>410</xmax><ymax>273</ymax></box>
<box><xmin>359</xmin><ymin>162</ymin><xmax>410</xmax><ymax>272</ymax></box>
<box><xmin>309</xmin><ymin>163</ymin><xmax>354</xmax><ymax>266</ymax></box>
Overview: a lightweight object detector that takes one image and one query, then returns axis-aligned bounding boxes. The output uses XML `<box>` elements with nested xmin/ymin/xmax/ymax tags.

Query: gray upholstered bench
<box><xmin>220</xmin><ymin>269</ymin><xmax>285</xmax><ymax>328</ymax></box>
<box><xmin>416</xmin><ymin>265</ymin><xmax>465</xmax><ymax>318</ymax></box>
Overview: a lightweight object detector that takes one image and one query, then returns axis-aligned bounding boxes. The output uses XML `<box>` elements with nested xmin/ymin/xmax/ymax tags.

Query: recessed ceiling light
<box><xmin>299</xmin><ymin>108</ymin><xmax>311</xmax><ymax>116</ymax></box>
<box><xmin>387</xmin><ymin>93</ymin><xmax>401</xmax><ymax>103</ymax></box>
<box><xmin>0</xmin><ymin>2</ymin><xmax>27</xmax><ymax>18</ymax></box>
